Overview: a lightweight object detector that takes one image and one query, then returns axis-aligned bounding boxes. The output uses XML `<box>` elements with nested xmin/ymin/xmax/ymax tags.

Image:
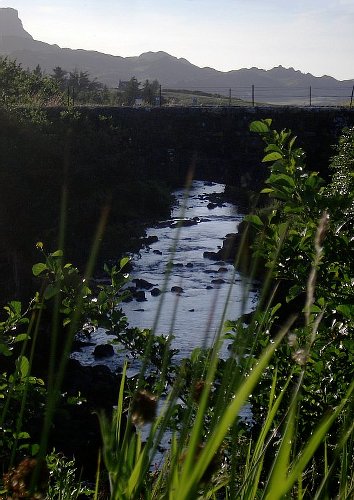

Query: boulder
<box><xmin>151</xmin><ymin>288</ymin><xmax>161</xmax><ymax>296</ymax></box>
<box><xmin>133</xmin><ymin>278</ymin><xmax>156</xmax><ymax>289</ymax></box>
<box><xmin>203</xmin><ymin>251</ymin><xmax>219</xmax><ymax>260</ymax></box>
<box><xmin>71</xmin><ymin>340</ymin><xmax>95</xmax><ymax>352</ymax></box>
<box><xmin>141</xmin><ymin>235</ymin><xmax>159</xmax><ymax>245</ymax></box>
<box><xmin>93</xmin><ymin>344</ymin><xmax>114</xmax><ymax>358</ymax></box>
<box><xmin>134</xmin><ymin>290</ymin><xmax>146</xmax><ymax>302</ymax></box>
<box><xmin>171</xmin><ymin>286</ymin><xmax>184</xmax><ymax>293</ymax></box>
<box><xmin>211</xmin><ymin>278</ymin><xmax>225</xmax><ymax>284</ymax></box>
<box><xmin>210</xmin><ymin>234</ymin><xmax>240</xmax><ymax>262</ymax></box>
<box><xmin>169</xmin><ymin>218</ymin><xmax>199</xmax><ymax>228</ymax></box>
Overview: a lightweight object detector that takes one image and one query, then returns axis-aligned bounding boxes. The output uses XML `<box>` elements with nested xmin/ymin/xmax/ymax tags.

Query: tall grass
<box><xmin>1</xmin><ymin>124</ymin><xmax>353</xmax><ymax>499</ymax></box>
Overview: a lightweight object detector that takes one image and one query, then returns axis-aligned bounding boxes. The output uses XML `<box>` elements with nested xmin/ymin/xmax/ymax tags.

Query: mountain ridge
<box><xmin>0</xmin><ymin>8</ymin><xmax>353</xmax><ymax>103</ymax></box>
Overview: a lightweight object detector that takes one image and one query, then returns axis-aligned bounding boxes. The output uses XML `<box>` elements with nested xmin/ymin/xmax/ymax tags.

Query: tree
<box><xmin>142</xmin><ymin>79</ymin><xmax>160</xmax><ymax>105</ymax></box>
<box><xmin>33</xmin><ymin>64</ymin><xmax>43</xmax><ymax>78</ymax></box>
<box><xmin>51</xmin><ymin>66</ymin><xmax>68</xmax><ymax>90</ymax></box>
<box><xmin>123</xmin><ymin>76</ymin><xmax>140</xmax><ymax>105</ymax></box>
<box><xmin>0</xmin><ymin>57</ymin><xmax>63</xmax><ymax>108</ymax></box>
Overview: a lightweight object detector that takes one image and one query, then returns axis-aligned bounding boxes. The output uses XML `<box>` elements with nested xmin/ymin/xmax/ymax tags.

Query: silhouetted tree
<box><xmin>33</xmin><ymin>64</ymin><xmax>43</xmax><ymax>77</ymax></box>
<box><xmin>0</xmin><ymin>57</ymin><xmax>63</xmax><ymax>106</ymax></box>
<box><xmin>142</xmin><ymin>79</ymin><xmax>159</xmax><ymax>105</ymax></box>
<box><xmin>51</xmin><ymin>66</ymin><xmax>68</xmax><ymax>90</ymax></box>
<box><xmin>123</xmin><ymin>76</ymin><xmax>140</xmax><ymax>105</ymax></box>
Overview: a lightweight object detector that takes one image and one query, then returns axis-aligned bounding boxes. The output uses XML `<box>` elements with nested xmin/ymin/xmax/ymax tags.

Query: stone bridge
<box><xmin>52</xmin><ymin>106</ymin><xmax>354</xmax><ymax>187</ymax></box>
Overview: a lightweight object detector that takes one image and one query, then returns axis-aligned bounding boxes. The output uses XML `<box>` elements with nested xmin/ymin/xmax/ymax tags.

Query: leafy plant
<box><xmin>46</xmin><ymin>450</ymin><xmax>94</xmax><ymax>500</ymax></box>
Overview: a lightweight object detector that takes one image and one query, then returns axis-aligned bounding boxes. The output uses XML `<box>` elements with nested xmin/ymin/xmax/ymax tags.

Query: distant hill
<box><xmin>1</xmin><ymin>8</ymin><xmax>353</xmax><ymax>104</ymax></box>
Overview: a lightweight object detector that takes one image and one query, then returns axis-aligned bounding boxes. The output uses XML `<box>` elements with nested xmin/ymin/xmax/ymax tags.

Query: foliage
<box><xmin>1</xmin><ymin>120</ymin><xmax>354</xmax><ymax>499</ymax></box>
<box><xmin>0</xmin><ymin>103</ymin><xmax>174</xmax><ymax>303</ymax></box>
<box><xmin>0</xmin><ymin>57</ymin><xmax>64</xmax><ymax>116</ymax></box>
<box><xmin>46</xmin><ymin>450</ymin><xmax>94</xmax><ymax>499</ymax></box>
<box><xmin>0</xmin><ymin>291</ymin><xmax>46</xmax><ymax>472</ymax></box>
<box><xmin>142</xmin><ymin>79</ymin><xmax>160</xmax><ymax>105</ymax></box>
<box><xmin>92</xmin><ymin>117</ymin><xmax>354</xmax><ymax>497</ymax></box>
<box><xmin>240</xmin><ymin>120</ymin><xmax>354</xmax><ymax>483</ymax></box>
<box><xmin>32</xmin><ymin>245</ymin><xmax>130</xmax><ymax>330</ymax></box>
<box><xmin>118</xmin><ymin>77</ymin><xmax>160</xmax><ymax>106</ymax></box>
<box><xmin>0</xmin><ymin>244</ymin><xmax>177</xmax><ymax>483</ymax></box>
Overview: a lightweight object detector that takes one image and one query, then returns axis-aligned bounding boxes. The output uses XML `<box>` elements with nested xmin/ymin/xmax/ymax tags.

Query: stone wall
<box><xmin>53</xmin><ymin>106</ymin><xmax>354</xmax><ymax>188</ymax></box>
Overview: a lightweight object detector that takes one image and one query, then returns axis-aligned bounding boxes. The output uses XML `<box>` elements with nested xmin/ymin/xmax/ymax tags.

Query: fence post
<box><xmin>159</xmin><ymin>85</ymin><xmax>162</xmax><ymax>107</ymax></box>
<box><xmin>309</xmin><ymin>86</ymin><xmax>312</xmax><ymax>107</ymax></box>
<box><xmin>252</xmin><ymin>85</ymin><xmax>255</xmax><ymax>107</ymax></box>
<box><xmin>350</xmin><ymin>85</ymin><xmax>354</xmax><ymax>109</ymax></box>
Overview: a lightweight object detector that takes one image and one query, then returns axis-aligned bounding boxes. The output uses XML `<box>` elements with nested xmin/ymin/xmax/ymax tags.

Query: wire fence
<box><xmin>157</xmin><ymin>84</ymin><xmax>354</xmax><ymax>108</ymax></box>
<box><xmin>60</xmin><ymin>83</ymin><xmax>354</xmax><ymax>108</ymax></box>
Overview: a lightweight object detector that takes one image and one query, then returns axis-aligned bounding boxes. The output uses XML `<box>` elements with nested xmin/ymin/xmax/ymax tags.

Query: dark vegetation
<box><xmin>0</xmin><ymin>55</ymin><xmax>353</xmax><ymax>498</ymax></box>
<box><xmin>0</xmin><ymin>58</ymin><xmax>172</xmax><ymax>304</ymax></box>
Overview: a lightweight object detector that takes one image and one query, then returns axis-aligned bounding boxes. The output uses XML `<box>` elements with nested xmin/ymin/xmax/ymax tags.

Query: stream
<box><xmin>71</xmin><ymin>180</ymin><xmax>258</xmax><ymax>371</ymax></box>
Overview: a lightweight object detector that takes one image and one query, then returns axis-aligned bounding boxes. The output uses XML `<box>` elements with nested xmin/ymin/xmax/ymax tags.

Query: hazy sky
<box><xmin>1</xmin><ymin>0</ymin><xmax>353</xmax><ymax>80</ymax></box>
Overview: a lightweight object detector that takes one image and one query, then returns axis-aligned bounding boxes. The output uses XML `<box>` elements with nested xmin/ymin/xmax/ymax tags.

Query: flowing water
<box><xmin>71</xmin><ymin>180</ymin><xmax>257</xmax><ymax>370</ymax></box>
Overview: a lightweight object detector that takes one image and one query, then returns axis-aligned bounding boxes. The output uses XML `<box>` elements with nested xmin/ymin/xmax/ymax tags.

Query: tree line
<box><xmin>0</xmin><ymin>56</ymin><xmax>161</xmax><ymax>106</ymax></box>
<box><xmin>53</xmin><ymin>67</ymin><xmax>160</xmax><ymax>106</ymax></box>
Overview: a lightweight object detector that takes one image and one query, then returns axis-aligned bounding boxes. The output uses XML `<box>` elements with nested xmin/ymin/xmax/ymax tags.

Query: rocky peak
<box><xmin>0</xmin><ymin>8</ymin><xmax>33</xmax><ymax>39</ymax></box>
<box><xmin>138</xmin><ymin>51</ymin><xmax>171</xmax><ymax>62</ymax></box>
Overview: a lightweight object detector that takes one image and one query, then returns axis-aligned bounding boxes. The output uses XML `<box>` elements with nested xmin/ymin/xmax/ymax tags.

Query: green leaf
<box><xmin>288</xmin><ymin>136</ymin><xmax>297</xmax><ymax>150</ymax></box>
<box><xmin>8</xmin><ymin>301</ymin><xmax>22</xmax><ymax>315</ymax></box>
<box><xmin>0</xmin><ymin>344</ymin><xmax>12</xmax><ymax>356</ymax></box>
<box><xmin>32</xmin><ymin>262</ymin><xmax>48</xmax><ymax>276</ymax></box>
<box><xmin>82</xmin><ymin>286</ymin><xmax>91</xmax><ymax>297</ymax></box>
<box><xmin>44</xmin><ymin>283</ymin><xmax>60</xmax><ymax>300</ymax></box>
<box><xmin>51</xmin><ymin>249</ymin><xmax>63</xmax><ymax>257</ymax></box>
<box><xmin>31</xmin><ymin>444</ymin><xmax>40</xmax><ymax>456</ymax></box>
<box><xmin>97</xmin><ymin>290</ymin><xmax>108</xmax><ymax>305</ymax></box>
<box><xmin>250</xmin><ymin>120</ymin><xmax>270</xmax><ymax>133</ymax></box>
<box><xmin>244</xmin><ymin>214</ymin><xmax>263</xmax><ymax>227</ymax></box>
<box><xmin>13</xmin><ymin>431</ymin><xmax>30</xmax><ymax>440</ymax></box>
<box><xmin>262</xmin><ymin>152</ymin><xmax>283</xmax><ymax>162</ymax></box>
<box><xmin>19</xmin><ymin>355</ymin><xmax>29</xmax><ymax>379</ymax></box>
<box><xmin>336</xmin><ymin>304</ymin><xmax>354</xmax><ymax>318</ymax></box>
<box><xmin>265</xmin><ymin>144</ymin><xmax>282</xmax><ymax>154</ymax></box>
<box><xmin>267</xmin><ymin>173</ymin><xmax>295</xmax><ymax>187</ymax></box>
<box><xmin>120</xmin><ymin>256</ymin><xmax>131</xmax><ymax>270</ymax></box>
<box><xmin>14</xmin><ymin>334</ymin><xmax>30</xmax><ymax>343</ymax></box>
<box><xmin>270</xmin><ymin>303</ymin><xmax>282</xmax><ymax>316</ymax></box>
<box><xmin>284</xmin><ymin>206</ymin><xmax>303</xmax><ymax>214</ymax></box>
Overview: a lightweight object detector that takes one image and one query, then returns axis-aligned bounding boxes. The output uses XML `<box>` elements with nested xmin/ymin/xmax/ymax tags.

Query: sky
<box><xmin>1</xmin><ymin>0</ymin><xmax>353</xmax><ymax>80</ymax></box>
